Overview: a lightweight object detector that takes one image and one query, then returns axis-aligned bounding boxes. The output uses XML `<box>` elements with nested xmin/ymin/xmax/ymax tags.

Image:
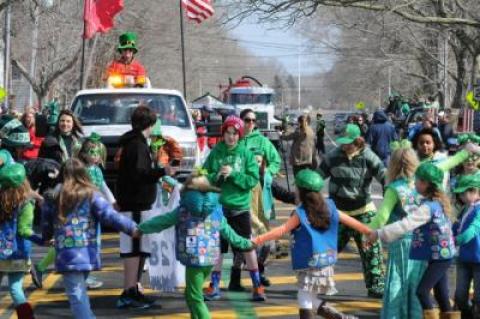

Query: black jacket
<box><xmin>116</xmin><ymin>130</ymin><xmax>165</xmax><ymax>211</ymax></box>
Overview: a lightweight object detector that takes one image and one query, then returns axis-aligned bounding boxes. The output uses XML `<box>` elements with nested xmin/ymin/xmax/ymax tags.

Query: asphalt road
<box><xmin>0</xmin><ymin>123</ymin><xmax>454</xmax><ymax>318</ymax></box>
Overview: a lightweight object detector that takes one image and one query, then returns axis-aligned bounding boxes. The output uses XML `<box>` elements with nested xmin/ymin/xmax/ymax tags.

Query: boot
<box><xmin>15</xmin><ymin>302</ymin><xmax>35</xmax><ymax>319</ymax></box>
<box><xmin>439</xmin><ymin>311</ymin><xmax>461</xmax><ymax>319</ymax></box>
<box><xmin>299</xmin><ymin>308</ymin><xmax>314</xmax><ymax>319</ymax></box>
<box><xmin>423</xmin><ymin>309</ymin><xmax>440</xmax><ymax>319</ymax></box>
<box><xmin>228</xmin><ymin>267</ymin><xmax>245</xmax><ymax>292</ymax></box>
<box><xmin>316</xmin><ymin>301</ymin><xmax>358</xmax><ymax>319</ymax></box>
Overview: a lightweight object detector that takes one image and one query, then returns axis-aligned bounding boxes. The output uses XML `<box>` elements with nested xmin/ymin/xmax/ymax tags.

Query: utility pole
<box><xmin>4</xmin><ymin>2</ymin><xmax>11</xmax><ymax>111</ymax></box>
<box><xmin>29</xmin><ymin>4</ymin><xmax>40</xmax><ymax>106</ymax></box>
<box><xmin>388</xmin><ymin>65</ymin><xmax>392</xmax><ymax>97</ymax></box>
<box><xmin>443</xmin><ymin>31</ymin><xmax>449</xmax><ymax>108</ymax></box>
<box><xmin>297</xmin><ymin>48</ymin><xmax>301</xmax><ymax>110</ymax></box>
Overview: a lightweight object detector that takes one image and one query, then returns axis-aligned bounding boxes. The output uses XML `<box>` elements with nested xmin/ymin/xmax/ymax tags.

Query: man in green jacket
<box><xmin>237</xmin><ymin>109</ymin><xmax>281</xmax><ymax>288</ymax></box>
<box><xmin>202</xmin><ymin>115</ymin><xmax>266</xmax><ymax>302</ymax></box>
<box><xmin>318</xmin><ymin>124</ymin><xmax>386</xmax><ymax>298</ymax></box>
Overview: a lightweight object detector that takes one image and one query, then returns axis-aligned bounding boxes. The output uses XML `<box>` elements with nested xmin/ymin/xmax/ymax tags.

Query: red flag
<box><xmin>182</xmin><ymin>0</ymin><xmax>214</xmax><ymax>23</ymax></box>
<box><xmin>84</xmin><ymin>0</ymin><xmax>124</xmax><ymax>39</ymax></box>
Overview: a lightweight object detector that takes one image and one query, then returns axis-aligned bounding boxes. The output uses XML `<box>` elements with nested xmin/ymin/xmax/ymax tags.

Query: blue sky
<box><xmin>229</xmin><ymin>20</ymin><xmax>328</xmax><ymax>75</ymax></box>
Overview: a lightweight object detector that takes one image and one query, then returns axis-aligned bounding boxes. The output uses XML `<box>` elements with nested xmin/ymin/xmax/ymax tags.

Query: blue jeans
<box><xmin>0</xmin><ymin>272</ymin><xmax>26</xmax><ymax>306</ymax></box>
<box><xmin>62</xmin><ymin>271</ymin><xmax>96</xmax><ymax>319</ymax></box>
<box><xmin>455</xmin><ymin>262</ymin><xmax>480</xmax><ymax>315</ymax></box>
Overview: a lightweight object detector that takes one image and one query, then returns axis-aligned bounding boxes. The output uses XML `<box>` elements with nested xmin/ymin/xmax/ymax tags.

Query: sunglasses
<box><xmin>244</xmin><ymin>118</ymin><xmax>256</xmax><ymax>123</ymax></box>
<box><xmin>87</xmin><ymin>148</ymin><xmax>101</xmax><ymax>156</ymax></box>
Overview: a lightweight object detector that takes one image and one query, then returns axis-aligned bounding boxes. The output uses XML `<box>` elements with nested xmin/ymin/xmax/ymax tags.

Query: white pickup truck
<box><xmin>70</xmin><ymin>88</ymin><xmax>200</xmax><ymax>187</ymax></box>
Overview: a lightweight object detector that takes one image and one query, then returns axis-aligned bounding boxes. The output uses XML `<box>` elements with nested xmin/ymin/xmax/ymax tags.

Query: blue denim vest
<box><xmin>175</xmin><ymin>206</ymin><xmax>223</xmax><ymax>267</ymax></box>
<box><xmin>410</xmin><ymin>200</ymin><xmax>455</xmax><ymax>261</ymax></box>
<box><xmin>0</xmin><ymin>205</ymin><xmax>31</xmax><ymax>261</ymax></box>
<box><xmin>291</xmin><ymin>199</ymin><xmax>339</xmax><ymax>270</ymax></box>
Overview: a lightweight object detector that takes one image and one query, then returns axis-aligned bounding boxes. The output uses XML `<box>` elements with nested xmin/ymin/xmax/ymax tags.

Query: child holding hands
<box><xmin>253</xmin><ymin>169</ymin><xmax>370</xmax><ymax>319</ymax></box>
<box><xmin>369</xmin><ymin>162</ymin><xmax>457</xmax><ymax>319</ymax></box>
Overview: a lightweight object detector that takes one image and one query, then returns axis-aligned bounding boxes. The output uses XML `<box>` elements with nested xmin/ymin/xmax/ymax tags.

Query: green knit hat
<box><xmin>0</xmin><ymin>163</ymin><xmax>26</xmax><ymax>188</ymax></box>
<box><xmin>336</xmin><ymin>124</ymin><xmax>361</xmax><ymax>145</ymax></box>
<box><xmin>295</xmin><ymin>169</ymin><xmax>324</xmax><ymax>192</ymax></box>
<box><xmin>117</xmin><ymin>32</ymin><xmax>138</xmax><ymax>53</ymax></box>
<box><xmin>415</xmin><ymin>162</ymin><xmax>444</xmax><ymax>189</ymax></box>
<box><xmin>453</xmin><ymin>174</ymin><xmax>480</xmax><ymax>193</ymax></box>
<box><xmin>0</xmin><ymin>115</ymin><xmax>31</xmax><ymax>148</ymax></box>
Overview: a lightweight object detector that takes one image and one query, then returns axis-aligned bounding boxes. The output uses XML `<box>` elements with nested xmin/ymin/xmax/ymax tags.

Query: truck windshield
<box><xmin>230</xmin><ymin>93</ymin><xmax>272</xmax><ymax>105</ymax></box>
<box><xmin>71</xmin><ymin>93</ymin><xmax>190</xmax><ymax>128</ymax></box>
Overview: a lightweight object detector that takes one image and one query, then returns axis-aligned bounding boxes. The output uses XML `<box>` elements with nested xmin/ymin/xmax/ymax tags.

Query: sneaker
<box><xmin>317</xmin><ymin>301</ymin><xmax>358</xmax><ymax>319</ymax></box>
<box><xmin>116</xmin><ymin>288</ymin><xmax>151</xmax><ymax>309</ymax></box>
<box><xmin>325</xmin><ymin>286</ymin><xmax>338</xmax><ymax>296</ymax></box>
<box><xmin>86</xmin><ymin>276</ymin><xmax>103</xmax><ymax>290</ymax></box>
<box><xmin>203</xmin><ymin>283</ymin><xmax>221</xmax><ymax>301</ymax></box>
<box><xmin>251</xmin><ymin>286</ymin><xmax>266</xmax><ymax>302</ymax></box>
<box><xmin>260</xmin><ymin>274</ymin><xmax>271</xmax><ymax>287</ymax></box>
<box><xmin>30</xmin><ymin>265</ymin><xmax>43</xmax><ymax>289</ymax></box>
<box><xmin>367</xmin><ymin>287</ymin><xmax>384</xmax><ymax>299</ymax></box>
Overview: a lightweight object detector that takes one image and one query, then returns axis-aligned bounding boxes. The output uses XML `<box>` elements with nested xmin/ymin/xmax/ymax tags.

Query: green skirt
<box><xmin>381</xmin><ymin>234</ymin><xmax>426</xmax><ymax>319</ymax></box>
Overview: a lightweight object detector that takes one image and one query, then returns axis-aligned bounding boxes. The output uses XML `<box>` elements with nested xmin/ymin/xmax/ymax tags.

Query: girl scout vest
<box><xmin>457</xmin><ymin>203</ymin><xmax>480</xmax><ymax>263</ymax></box>
<box><xmin>410</xmin><ymin>200</ymin><xmax>455</xmax><ymax>261</ymax></box>
<box><xmin>0</xmin><ymin>205</ymin><xmax>31</xmax><ymax>260</ymax></box>
<box><xmin>176</xmin><ymin>206</ymin><xmax>222</xmax><ymax>267</ymax></box>
<box><xmin>387</xmin><ymin>178</ymin><xmax>419</xmax><ymax>225</ymax></box>
<box><xmin>291</xmin><ymin>199</ymin><xmax>339</xmax><ymax>270</ymax></box>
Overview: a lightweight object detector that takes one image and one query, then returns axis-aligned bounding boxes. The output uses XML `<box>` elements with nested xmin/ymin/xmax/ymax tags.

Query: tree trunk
<box><xmin>451</xmin><ymin>47</ymin><xmax>467</xmax><ymax>108</ymax></box>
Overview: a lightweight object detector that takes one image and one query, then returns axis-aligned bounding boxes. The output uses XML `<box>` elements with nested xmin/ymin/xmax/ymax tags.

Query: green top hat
<box><xmin>87</xmin><ymin>132</ymin><xmax>102</xmax><ymax>143</ymax></box>
<box><xmin>151</xmin><ymin>119</ymin><xmax>162</xmax><ymax>137</ymax></box>
<box><xmin>117</xmin><ymin>32</ymin><xmax>138</xmax><ymax>53</ymax></box>
<box><xmin>453</xmin><ymin>174</ymin><xmax>480</xmax><ymax>193</ymax></box>
<box><xmin>295</xmin><ymin>169</ymin><xmax>324</xmax><ymax>192</ymax></box>
<box><xmin>415</xmin><ymin>162</ymin><xmax>444</xmax><ymax>190</ymax></box>
<box><xmin>0</xmin><ymin>115</ymin><xmax>32</xmax><ymax>148</ymax></box>
<box><xmin>0</xmin><ymin>163</ymin><xmax>26</xmax><ymax>188</ymax></box>
<box><xmin>336</xmin><ymin>124</ymin><xmax>361</xmax><ymax>145</ymax></box>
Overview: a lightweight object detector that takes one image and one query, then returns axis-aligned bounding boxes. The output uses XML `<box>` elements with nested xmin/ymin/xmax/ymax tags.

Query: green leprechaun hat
<box><xmin>295</xmin><ymin>169</ymin><xmax>324</xmax><ymax>192</ymax></box>
<box><xmin>0</xmin><ymin>163</ymin><xmax>26</xmax><ymax>188</ymax></box>
<box><xmin>117</xmin><ymin>32</ymin><xmax>138</xmax><ymax>53</ymax></box>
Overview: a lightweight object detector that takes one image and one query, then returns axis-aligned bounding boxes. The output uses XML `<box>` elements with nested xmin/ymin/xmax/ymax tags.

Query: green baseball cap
<box><xmin>453</xmin><ymin>174</ymin><xmax>480</xmax><ymax>193</ymax></box>
<box><xmin>295</xmin><ymin>169</ymin><xmax>324</xmax><ymax>192</ymax></box>
<box><xmin>0</xmin><ymin>163</ymin><xmax>26</xmax><ymax>188</ymax></box>
<box><xmin>415</xmin><ymin>162</ymin><xmax>444</xmax><ymax>189</ymax></box>
<box><xmin>336</xmin><ymin>124</ymin><xmax>361</xmax><ymax>145</ymax></box>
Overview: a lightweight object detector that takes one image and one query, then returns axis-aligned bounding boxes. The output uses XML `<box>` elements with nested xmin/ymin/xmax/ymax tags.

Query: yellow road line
<box><xmin>102</xmin><ymin>233</ymin><xmax>120</xmax><ymax>241</ymax></box>
<box><xmin>102</xmin><ymin>247</ymin><xmax>120</xmax><ymax>254</ymax></box>
<box><xmin>132</xmin><ymin>300</ymin><xmax>381</xmax><ymax>318</ymax></box>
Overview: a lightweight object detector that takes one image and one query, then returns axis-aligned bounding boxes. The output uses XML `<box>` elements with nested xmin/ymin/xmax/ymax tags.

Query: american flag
<box><xmin>181</xmin><ymin>0</ymin><xmax>214</xmax><ymax>23</ymax></box>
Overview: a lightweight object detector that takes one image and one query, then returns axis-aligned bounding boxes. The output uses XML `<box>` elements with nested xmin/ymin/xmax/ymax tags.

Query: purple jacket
<box><xmin>42</xmin><ymin>191</ymin><xmax>136</xmax><ymax>272</ymax></box>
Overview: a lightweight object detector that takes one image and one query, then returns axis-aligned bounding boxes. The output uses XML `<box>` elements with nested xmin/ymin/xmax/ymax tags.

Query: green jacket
<box><xmin>318</xmin><ymin>146</ymin><xmax>385</xmax><ymax>211</ymax></box>
<box><xmin>203</xmin><ymin>141</ymin><xmax>259</xmax><ymax>212</ymax></box>
<box><xmin>239</xmin><ymin>130</ymin><xmax>281</xmax><ymax>175</ymax></box>
<box><xmin>138</xmin><ymin>208</ymin><xmax>252</xmax><ymax>250</ymax></box>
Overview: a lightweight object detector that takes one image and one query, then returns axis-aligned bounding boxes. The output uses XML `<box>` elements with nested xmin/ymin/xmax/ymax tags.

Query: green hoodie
<box><xmin>203</xmin><ymin>141</ymin><xmax>259</xmax><ymax>212</ymax></box>
<box><xmin>238</xmin><ymin>130</ymin><xmax>281</xmax><ymax>175</ymax></box>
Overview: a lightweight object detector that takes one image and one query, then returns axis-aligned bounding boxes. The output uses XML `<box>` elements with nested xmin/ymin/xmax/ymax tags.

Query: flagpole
<box><xmin>179</xmin><ymin>0</ymin><xmax>187</xmax><ymax>99</ymax></box>
<box><xmin>80</xmin><ymin>0</ymin><xmax>88</xmax><ymax>90</ymax></box>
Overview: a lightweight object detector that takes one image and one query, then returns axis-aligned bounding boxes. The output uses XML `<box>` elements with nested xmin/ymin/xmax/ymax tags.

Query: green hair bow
<box><xmin>390</xmin><ymin>139</ymin><xmax>412</xmax><ymax>151</ymax></box>
<box><xmin>457</xmin><ymin>133</ymin><xmax>480</xmax><ymax>145</ymax></box>
<box><xmin>194</xmin><ymin>166</ymin><xmax>208</xmax><ymax>176</ymax></box>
